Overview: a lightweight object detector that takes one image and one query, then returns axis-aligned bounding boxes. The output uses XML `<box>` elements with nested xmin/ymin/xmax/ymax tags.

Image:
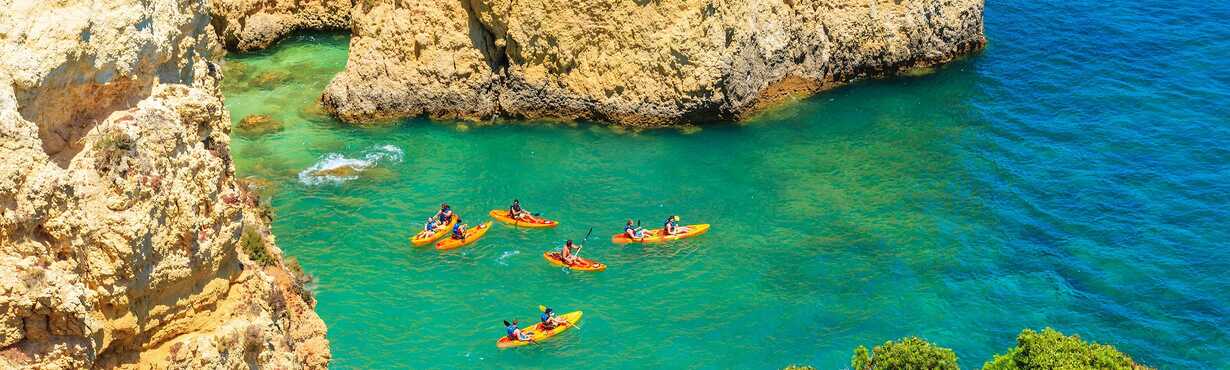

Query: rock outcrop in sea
<box><xmin>0</xmin><ymin>1</ymin><xmax>329</xmax><ymax>368</ymax></box>
<box><xmin>212</xmin><ymin>0</ymin><xmax>986</xmax><ymax>126</ymax></box>
<box><xmin>209</xmin><ymin>0</ymin><xmax>352</xmax><ymax>52</ymax></box>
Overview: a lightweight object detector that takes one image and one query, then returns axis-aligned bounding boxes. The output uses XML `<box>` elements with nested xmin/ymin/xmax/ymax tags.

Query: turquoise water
<box><xmin>221</xmin><ymin>2</ymin><xmax>1230</xmax><ymax>369</ymax></box>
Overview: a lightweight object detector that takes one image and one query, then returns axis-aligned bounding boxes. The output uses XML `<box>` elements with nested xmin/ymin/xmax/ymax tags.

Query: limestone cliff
<box><xmin>0</xmin><ymin>0</ymin><xmax>329</xmax><ymax>368</ymax></box>
<box><xmin>307</xmin><ymin>0</ymin><xmax>986</xmax><ymax>126</ymax></box>
<box><xmin>210</xmin><ymin>0</ymin><xmax>352</xmax><ymax>52</ymax></box>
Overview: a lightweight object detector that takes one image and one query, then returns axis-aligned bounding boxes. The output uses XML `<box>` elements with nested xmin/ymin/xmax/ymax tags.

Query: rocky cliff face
<box><xmin>302</xmin><ymin>0</ymin><xmax>985</xmax><ymax>126</ymax></box>
<box><xmin>0</xmin><ymin>0</ymin><xmax>329</xmax><ymax>368</ymax></box>
<box><xmin>210</xmin><ymin>0</ymin><xmax>352</xmax><ymax>52</ymax></box>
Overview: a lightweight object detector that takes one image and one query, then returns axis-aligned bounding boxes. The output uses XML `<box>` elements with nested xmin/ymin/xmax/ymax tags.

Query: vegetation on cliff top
<box><xmin>852</xmin><ymin>336</ymin><xmax>959</xmax><ymax>370</ymax></box>
<box><xmin>785</xmin><ymin>328</ymin><xmax>1148</xmax><ymax>370</ymax></box>
<box><xmin>983</xmin><ymin>328</ymin><xmax>1151</xmax><ymax>370</ymax></box>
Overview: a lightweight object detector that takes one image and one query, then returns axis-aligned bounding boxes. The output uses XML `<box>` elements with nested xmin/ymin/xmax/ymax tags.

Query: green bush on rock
<box><xmin>784</xmin><ymin>329</ymin><xmax>1151</xmax><ymax>370</ymax></box>
<box><xmin>852</xmin><ymin>337</ymin><xmax>959</xmax><ymax>370</ymax></box>
<box><xmin>982</xmin><ymin>328</ymin><xmax>1151</xmax><ymax>370</ymax></box>
<box><xmin>241</xmin><ymin>223</ymin><xmax>275</xmax><ymax>267</ymax></box>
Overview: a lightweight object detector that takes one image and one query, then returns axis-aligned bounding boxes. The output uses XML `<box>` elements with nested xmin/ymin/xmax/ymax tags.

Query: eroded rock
<box><xmin>210</xmin><ymin>0</ymin><xmax>353</xmax><ymax>52</ymax></box>
<box><xmin>0</xmin><ymin>0</ymin><xmax>330</xmax><ymax>368</ymax></box>
<box><xmin>314</xmin><ymin>0</ymin><xmax>986</xmax><ymax>126</ymax></box>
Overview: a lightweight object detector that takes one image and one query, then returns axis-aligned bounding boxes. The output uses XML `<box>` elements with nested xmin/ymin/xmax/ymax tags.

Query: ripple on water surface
<box><xmin>221</xmin><ymin>5</ymin><xmax>1230</xmax><ymax>367</ymax></box>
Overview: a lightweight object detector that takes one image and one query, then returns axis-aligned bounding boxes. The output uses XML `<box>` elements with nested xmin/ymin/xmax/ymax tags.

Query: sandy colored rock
<box><xmin>237</xmin><ymin>114</ymin><xmax>285</xmax><ymax>136</ymax></box>
<box><xmin>320</xmin><ymin>0</ymin><xmax>502</xmax><ymax>122</ymax></box>
<box><xmin>0</xmin><ymin>0</ymin><xmax>329</xmax><ymax>368</ymax></box>
<box><xmin>248</xmin><ymin>70</ymin><xmax>293</xmax><ymax>89</ymax></box>
<box><xmin>308</xmin><ymin>165</ymin><xmax>360</xmax><ymax>178</ymax></box>
<box><xmin>209</xmin><ymin>0</ymin><xmax>353</xmax><ymax>52</ymax></box>
<box><xmin>315</xmin><ymin>0</ymin><xmax>985</xmax><ymax>126</ymax></box>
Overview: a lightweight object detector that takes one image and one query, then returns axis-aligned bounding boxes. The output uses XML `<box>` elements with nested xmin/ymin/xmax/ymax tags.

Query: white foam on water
<box><xmin>496</xmin><ymin>250</ymin><xmax>521</xmax><ymax>266</ymax></box>
<box><xmin>298</xmin><ymin>145</ymin><xmax>404</xmax><ymax>186</ymax></box>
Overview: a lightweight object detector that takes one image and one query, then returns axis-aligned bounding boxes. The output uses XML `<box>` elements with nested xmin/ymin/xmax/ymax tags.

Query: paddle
<box><xmin>573</xmin><ymin>227</ymin><xmax>594</xmax><ymax>259</ymax></box>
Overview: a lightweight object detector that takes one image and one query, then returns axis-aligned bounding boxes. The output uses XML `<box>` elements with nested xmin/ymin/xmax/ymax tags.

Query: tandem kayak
<box><xmin>436</xmin><ymin>221</ymin><xmax>493</xmax><ymax>250</ymax></box>
<box><xmin>496</xmin><ymin>311</ymin><xmax>583</xmax><ymax>348</ymax></box>
<box><xmin>489</xmin><ymin>210</ymin><xmax>558</xmax><ymax>228</ymax></box>
<box><xmin>612</xmin><ymin>224</ymin><xmax>710</xmax><ymax>244</ymax></box>
<box><xmin>543</xmin><ymin>251</ymin><xmax>607</xmax><ymax>271</ymax></box>
<box><xmin>410</xmin><ymin>215</ymin><xmax>457</xmax><ymax>246</ymax></box>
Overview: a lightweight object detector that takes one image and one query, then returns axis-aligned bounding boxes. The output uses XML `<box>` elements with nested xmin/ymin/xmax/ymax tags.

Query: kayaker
<box><xmin>560</xmin><ymin>240</ymin><xmax>581</xmax><ymax>265</ymax></box>
<box><xmin>416</xmin><ymin>217</ymin><xmax>439</xmax><ymax>238</ymax></box>
<box><xmin>509</xmin><ymin>199</ymin><xmax>531</xmax><ymax>220</ymax></box>
<box><xmin>624</xmin><ymin>219</ymin><xmax>647</xmax><ymax>239</ymax></box>
<box><xmin>503</xmin><ymin>320</ymin><xmax>533</xmax><ymax>342</ymax></box>
<box><xmin>664</xmin><ymin>215</ymin><xmax>690</xmax><ymax>235</ymax></box>
<box><xmin>451</xmin><ymin>218</ymin><xmax>468</xmax><ymax>240</ymax></box>
<box><xmin>540</xmin><ymin>307</ymin><xmax>567</xmax><ymax>330</ymax></box>
<box><xmin>435</xmin><ymin>203</ymin><xmax>453</xmax><ymax>224</ymax></box>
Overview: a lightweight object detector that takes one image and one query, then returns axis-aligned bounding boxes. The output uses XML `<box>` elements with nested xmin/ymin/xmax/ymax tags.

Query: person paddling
<box><xmin>504</xmin><ymin>320</ymin><xmax>534</xmax><ymax>342</ymax></box>
<box><xmin>664</xmin><ymin>215</ymin><xmax>690</xmax><ymax>235</ymax></box>
<box><xmin>559</xmin><ymin>239</ymin><xmax>581</xmax><ymax>265</ymax></box>
<box><xmin>416</xmin><ymin>217</ymin><xmax>440</xmax><ymax>238</ymax></box>
<box><xmin>509</xmin><ymin>199</ymin><xmax>532</xmax><ymax>220</ymax></box>
<box><xmin>540</xmin><ymin>307</ymin><xmax>567</xmax><ymax>331</ymax></box>
<box><xmin>435</xmin><ymin>203</ymin><xmax>454</xmax><ymax>224</ymax></box>
<box><xmin>451</xmin><ymin>218</ymin><xmax>468</xmax><ymax>240</ymax></box>
<box><xmin>624</xmin><ymin>219</ymin><xmax>647</xmax><ymax>239</ymax></box>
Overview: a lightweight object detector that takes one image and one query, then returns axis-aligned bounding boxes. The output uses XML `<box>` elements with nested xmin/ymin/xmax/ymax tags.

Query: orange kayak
<box><xmin>489</xmin><ymin>210</ymin><xmax>558</xmax><ymax>228</ymax></box>
<box><xmin>436</xmin><ymin>221</ymin><xmax>493</xmax><ymax>250</ymax></box>
<box><xmin>410</xmin><ymin>215</ymin><xmax>457</xmax><ymax>246</ymax></box>
<box><xmin>612</xmin><ymin>224</ymin><xmax>710</xmax><ymax>244</ymax></box>
<box><xmin>496</xmin><ymin>311</ymin><xmax>583</xmax><ymax>348</ymax></box>
<box><xmin>543</xmin><ymin>251</ymin><xmax>606</xmax><ymax>271</ymax></box>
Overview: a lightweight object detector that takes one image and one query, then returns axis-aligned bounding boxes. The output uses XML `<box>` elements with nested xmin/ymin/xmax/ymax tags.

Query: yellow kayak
<box><xmin>435</xmin><ymin>221</ymin><xmax>493</xmax><ymax>250</ymax></box>
<box><xmin>496</xmin><ymin>311</ymin><xmax>583</xmax><ymax>348</ymax></box>
<box><xmin>410</xmin><ymin>215</ymin><xmax>457</xmax><ymax>246</ymax></box>
<box><xmin>612</xmin><ymin>224</ymin><xmax>710</xmax><ymax>244</ymax></box>
<box><xmin>543</xmin><ymin>251</ymin><xmax>607</xmax><ymax>272</ymax></box>
<box><xmin>489</xmin><ymin>210</ymin><xmax>558</xmax><ymax>228</ymax></box>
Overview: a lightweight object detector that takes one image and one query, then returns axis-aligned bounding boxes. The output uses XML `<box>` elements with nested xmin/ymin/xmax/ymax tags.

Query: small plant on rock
<box><xmin>240</xmin><ymin>223</ymin><xmax>275</xmax><ymax>267</ymax></box>
<box><xmin>93</xmin><ymin>127</ymin><xmax>135</xmax><ymax>174</ymax></box>
<box><xmin>284</xmin><ymin>256</ymin><xmax>317</xmax><ymax>306</ymax></box>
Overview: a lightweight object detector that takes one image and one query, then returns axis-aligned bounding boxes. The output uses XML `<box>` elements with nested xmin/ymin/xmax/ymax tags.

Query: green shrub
<box><xmin>240</xmin><ymin>224</ymin><xmax>275</xmax><ymax>267</ymax></box>
<box><xmin>982</xmin><ymin>328</ymin><xmax>1150</xmax><ymax>370</ymax></box>
<box><xmin>284</xmin><ymin>256</ymin><xmax>317</xmax><ymax>306</ymax></box>
<box><xmin>93</xmin><ymin>127</ymin><xmax>135</xmax><ymax>173</ymax></box>
<box><xmin>852</xmin><ymin>337</ymin><xmax>959</xmax><ymax>370</ymax></box>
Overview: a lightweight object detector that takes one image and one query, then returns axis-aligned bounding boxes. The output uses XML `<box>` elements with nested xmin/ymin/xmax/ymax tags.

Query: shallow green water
<box><xmin>221</xmin><ymin>3</ymin><xmax>1230</xmax><ymax>366</ymax></box>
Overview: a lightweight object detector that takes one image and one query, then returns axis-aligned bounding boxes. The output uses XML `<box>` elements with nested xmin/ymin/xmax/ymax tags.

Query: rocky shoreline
<box><xmin>1</xmin><ymin>1</ymin><xmax>328</xmax><ymax>368</ymax></box>
<box><xmin>213</xmin><ymin>0</ymin><xmax>986</xmax><ymax>126</ymax></box>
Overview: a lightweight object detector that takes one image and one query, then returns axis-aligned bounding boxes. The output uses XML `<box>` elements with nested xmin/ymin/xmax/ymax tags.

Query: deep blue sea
<box><xmin>221</xmin><ymin>1</ymin><xmax>1230</xmax><ymax>368</ymax></box>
